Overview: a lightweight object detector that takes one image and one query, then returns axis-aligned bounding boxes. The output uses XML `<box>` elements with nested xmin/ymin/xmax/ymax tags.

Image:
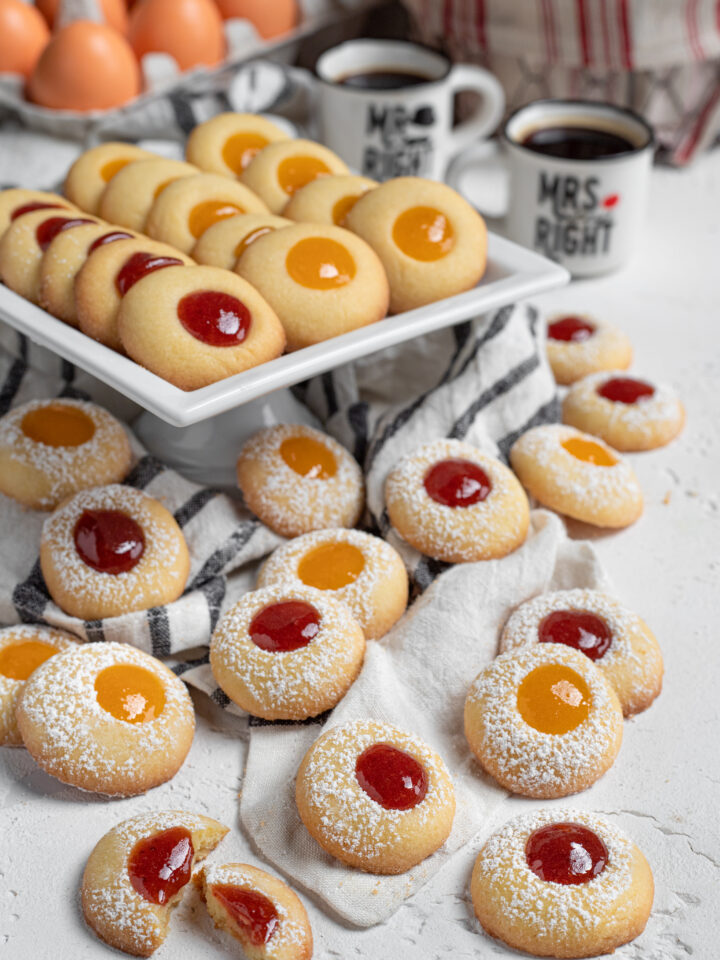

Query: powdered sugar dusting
<box><xmin>18</xmin><ymin>642</ymin><xmax>194</xmax><ymax>794</ymax></box>
<box><xmin>41</xmin><ymin>484</ymin><xmax>185</xmax><ymax>612</ymax></box>
<box><xmin>0</xmin><ymin>399</ymin><xmax>131</xmax><ymax>508</ymax></box>
<box><xmin>299</xmin><ymin>719</ymin><xmax>454</xmax><ymax>861</ymax></box>
<box><xmin>564</xmin><ymin>370</ymin><xmax>684</xmax><ymax>439</ymax></box>
<box><xmin>465</xmin><ymin>644</ymin><xmax>622</xmax><ymax>796</ymax></box>
<box><xmin>210</xmin><ymin>584</ymin><xmax>364</xmax><ymax>717</ymax></box>
<box><xmin>238</xmin><ymin>424</ymin><xmax>364</xmax><ymax>535</ymax></box>
<box><xmin>473</xmin><ymin>807</ymin><xmax>634</xmax><ymax>932</ymax></box>
<box><xmin>385</xmin><ymin>438</ymin><xmax>528</xmax><ymax>560</ymax></box>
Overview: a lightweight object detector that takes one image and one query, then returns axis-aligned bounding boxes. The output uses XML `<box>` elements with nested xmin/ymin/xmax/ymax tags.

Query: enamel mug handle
<box><xmin>447</xmin><ymin>64</ymin><xmax>505</xmax><ymax>157</ymax></box>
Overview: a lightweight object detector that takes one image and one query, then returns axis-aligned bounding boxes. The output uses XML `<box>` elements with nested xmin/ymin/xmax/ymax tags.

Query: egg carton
<box><xmin>0</xmin><ymin>0</ymin><xmax>374</xmax><ymax>142</ymax></box>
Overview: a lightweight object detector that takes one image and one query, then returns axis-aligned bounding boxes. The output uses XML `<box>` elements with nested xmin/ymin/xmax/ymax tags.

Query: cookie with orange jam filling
<box><xmin>192</xmin><ymin>212</ymin><xmax>291</xmax><ymax>270</ymax></box>
<box><xmin>0</xmin><ymin>624</ymin><xmax>78</xmax><ymax>746</ymax></box>
<box><xmin>470</xmin><ymin>808</ymin><xmax>654</xmax><ymax>958</ymax></box>
<box><xmin>236</xmin><ymin>423</ymin><xmax>364</xmax><ymax>537</ymax></box>
<box><xmin>240</xmin><ymin>138</ymin><xmax>349</xmax><ymax>214</ymax></box>
<box><xmin>257</xmin><ymin>528</ymin><xmax>407</xmax><ymax>641</ymax></box>
<box><xmin>145</xmin><ymin>173</ymin><xmax>269</xmax><ymax>253</ymax></box>
<box><xmin>0</xmin><ymin>398</ymin><xmax>132</xmax><ymax>510</ymax></box>
<box><xmin>283</xmin><ymin>174</ymin><xmax>377</xmax><ymax>227</ymax></box>
<box><xmin>98</xmin><ymin>157</ymin><xmax>200</xmax><ymax>232</ymax></box>
<box><xmin>236</xmin><ymin>222</ymin><xmax>389</xmax><ymax>351</ymax></box>
<box><xmin>82</xmin><ymin>811</ymin><xmax>228</xmax><ymax>956</ymax></box>
<box><xmin>186</xmin><ymin>112</ymin><xmax>291</xmax><ymax>178</ymax></box>
<box><xmin>17</xmin><ymin>642</ymin><xmax>195</xmax><ymax>796</ymax></box>
<box><xmin>345</xmin><ymin>177</ymin><xmax>487</xmax><ymax>313</ymax></box>
<box><xmin>510</xmin><ymin>424</ymin><xmax>643</xmax><ymax>528</ymax></box>
<box><xmin>64</xmin><ymin>142</ymin><xmax>152</xmax><ymax>214</ymax></box>
<box><xmin>464</xmin><ymin>644</ymin><xmax>623</xmax><ymax>798</ymax></box>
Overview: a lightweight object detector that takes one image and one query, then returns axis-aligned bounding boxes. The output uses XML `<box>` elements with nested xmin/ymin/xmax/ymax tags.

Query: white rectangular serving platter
<box><xmin>0</xmin><ymin>233</ymin><xmax>568</xmax><ymax>427</ymax></box>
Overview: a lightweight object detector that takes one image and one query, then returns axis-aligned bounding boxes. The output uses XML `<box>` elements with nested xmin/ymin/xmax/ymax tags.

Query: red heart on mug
<box><xmin>603</xmin><ymin>194</ymin><xmax>620</xmax><ymax>208</ymax></box>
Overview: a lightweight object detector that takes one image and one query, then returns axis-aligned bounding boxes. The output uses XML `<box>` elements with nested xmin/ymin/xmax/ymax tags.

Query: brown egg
<box><xmin>0</xmin><ymin>0</ymin><xmax>50</xmax><ymax>79</ymax></box>
<box><xmin>27</xmin><ymin>20</ymin><xmax>141</xmax><ymax>112</ymax></box>
<box><xmin>214</xmin><ymin>0</ymin><xmax>296</xmax><ymax>38</ymax></box>
<box><xmin>129</xmin><ymin>0</ymin><xmax>225</xmax><ymax>71</ymax></box>
<box><xmin>37</xmin><ymin>0</ymin><xmax>129</xmax><ymax>34</ymax></box>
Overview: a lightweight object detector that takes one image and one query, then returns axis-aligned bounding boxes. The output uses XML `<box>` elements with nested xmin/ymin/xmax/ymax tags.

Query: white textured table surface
<box><xmin>2</xmin><ymin>153</ymin><xmax>719</xmax><ymax>959</ymax></box>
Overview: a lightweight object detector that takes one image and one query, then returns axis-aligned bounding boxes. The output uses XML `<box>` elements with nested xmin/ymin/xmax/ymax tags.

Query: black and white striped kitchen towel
<box><xmin>0</xmin><ymin>301</ymin><xmax>558</xmax><ymax>708</ymax></box>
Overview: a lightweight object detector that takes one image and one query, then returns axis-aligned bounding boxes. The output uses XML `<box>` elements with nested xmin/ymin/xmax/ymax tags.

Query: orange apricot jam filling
<box><xmin>223</xmin><ymin>132</ymin><xmax>269</xmax><ymax>173</ymax></box>
<box><xmin>21</xmin><ymin>404</ymin><xmax>95</xmax><ymax>447</ymax></box>
<box><xmin>189</xmin><ymin>200</ymin><xmax>244</xmax><ymax>238</ymax></box>
<box><xmin>297</xmin><ymin>542</ymin><xmax>365</xmax><ymax>590</ymax></box>
<box><xmin>101</xmin><ymin>158</ymin><xmax>133</xmax><ymax>182</ymax></box>
<box><xmin>234</xmin><ymin>226</ymin><xmax>274</xmax><ymax>259</ymax></box>
<box><xmin>277</xmin><ymin>156</ymin><xmax>331</xmax><ymax>195</ymax></box>
<box><xmin>280</xmin><ymin>435</ymin><xmax>337</xmax><ymax>479</ymax></box>
<box><xmin>94</xmin><ymin>664</ymin><xmax>165</xmax><ymax>723</ymax></box>
<box><xmin>516</xmin><ymin>663</ymin><xmax>591</xmax><ymax>734</ymax></box>
<box><xmin>154</xmin><ymin>178</ymin><xmax>180</xmax><ymax>199</ymax></box>
<box><xmin>562</xmin><ymin>436</ymin><xmax>618</xmax><ymax>467</ymax></box>
<box><xmin>332</xmin><ymin>193</ymin><xmax>362</xmax><ymax>226</ymax></box>
<box><xmin>285</xmin><ymin>237</ymin><xmax>356</xmax><ymax>290</ymax></box>
<box><xmin>392</xmin><ymin>205</ymin><xmax>454</xmax><ymax>261</ymax></box>
<box><xmin>0</xmin><ymin>641</ymin><xmax>58</xmax><ymax>680</ymax></box>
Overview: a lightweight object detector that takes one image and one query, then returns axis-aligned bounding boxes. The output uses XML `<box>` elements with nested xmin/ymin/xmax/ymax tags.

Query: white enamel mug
<box><xmin>449</xmin><ymin>99</ymin><xmax>655</xmax><ymax>277</ymax></box>
<box><xmin>312</xmin><ymin>40</ymin><xmax>505</xmax><ymax>181</ymax></box>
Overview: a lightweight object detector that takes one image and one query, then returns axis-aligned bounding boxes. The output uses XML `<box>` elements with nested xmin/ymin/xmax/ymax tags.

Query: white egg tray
<box><xmin>0</xmin><ymin>232</ymin><xmax>568</xmax><ymax>427</ymax></box>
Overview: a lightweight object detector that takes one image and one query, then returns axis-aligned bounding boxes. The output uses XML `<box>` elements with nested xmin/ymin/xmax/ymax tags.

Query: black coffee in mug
<box><xmin>338</xmin><ymin>70</ymin><xmax>431</xmax><ymax>90</ymax></box>
<box><xmin>521</xmin><ymin>124</ymin><xmax>634</xmax><ymax>160</ymax></box>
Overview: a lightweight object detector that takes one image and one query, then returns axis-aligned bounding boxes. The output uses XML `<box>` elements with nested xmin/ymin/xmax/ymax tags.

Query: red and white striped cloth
<box><xmin>402</xmin><ymin>0</ymin><xmax>720</xmax><ymax>164</ymax></box>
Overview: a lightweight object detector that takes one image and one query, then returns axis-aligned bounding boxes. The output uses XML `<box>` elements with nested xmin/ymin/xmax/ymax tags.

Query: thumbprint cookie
<box><xmin>510</xmin><ymin>424</ymin><xmax>643</xmax><ymax>528</ymax></box>
<box><xmin>283</xmin><ymin>174</ymin><xmax>377</xmax><ymax>227</ymax></box>
<box><xmin>0</xmin><ymin>207</ymin><xmax>97</xmax><ymax>302</ymax></box>
<box><xmin>470</xmin><ymin>808</ymin><xmax>654</xmax><ymax>958</ymax></box>
<box><xmin>500</xmin><ymin>589</ymin><xmax>663</xmax><ymax>717</ymax></box>
<box><xmin>40</xmin><ymin>484</ymin><xmax>190</xmax><ymax>620</ymax></box>
<box><xmin>64</xmin><ymin>141</ymin><xmax>152</xmax><ymax>214</ymax></box>
<box><xmin>0</xmin><ymin>188</ymin><xmax>75</xmax><ymax>236</ymax></box>
<box><xmin>210</xmin><ymin>584</ymin><xmax>365</xmax><ymax>720</ymax></box>
<box><xmin>296</xmin><ymin>719</ymin><xmax>455</xmax><ymax>874</ymax></box>
<box><xmin>546</xmin><ymin>313</ymin><xmax>633</xmax><ymax>386</ymax></box>
<box><xmin>385</xmin><ymin>438</ymin><xmax>529</xmax><ymax>563</ymax></box>
<box><xmin>0</xmin><ymin>398</ymin><xmax>132</xmax><ymax>510</ymax></box>
<box><xmin>75</xmin><ymin>237</ymin><xmax>193</xmax><ymax>351</ymax></box>
<box><xmin>241</xmin><ymin>138</ymin><xmax>350</xmax><ymax>214</ymax></box>
<box><xmin>117</xmin><ymin>265</ymin><xmax>286</xmax><ymax>390</ymax></box>
<box><xmin>192</xmin><ymin>212</ymin><xmax>291</xmax><ymax>270</ymax></box>
<box><xmin>464</xmin><ymin>644</ymin><xmax>623</xmax><ymax>798</ymax></box>
<box><xmin>200</xmin><ymin>862</ymin><xmax>312</xmax><ymax>960</ymax></box>
<box><xmin>82</xmin><ymin>811</ymin><xmax>228</xmax><ymax>956</ymax></box>
<box><xmin>236</xmin><ymin>423</ymin><xmax>364</xmax><ymax>538</ymax></box>
<box><xmin>258</xmin><ymin>528</ymin><xmax>408</xmax><ymax>641</ymax></box>
<box><xmin>236</xmin><ymin>222</ymin><xmax>389</xmax><ymax>351</ymax></box>
<box><xmin>0</xmin><ymin>624</ymin><xmax>77</xmax><ymax>746</ymax></box>
<box><xmin>563</xmin><ymin>371</ymin><xmax>685</xmax><ymax>451</ymax></box>
<box><xmin>98</xmin><ymin>157</ymin><xmax>200</xmax><ymax>232</ymax></box>
<box><xmin>345</xmin><ymin>177</ymin><xmax>487</xmax><ymax>313</ymax></box>
<box><xmin>145</xmin><ymin>173</ymin><xmax>270</xmax><ymax>253</ymax></box>
<box><xmin>39</xmin><ymin>222</ymin><xmax>136</xmax><ymax>326</ymax></box>
<box><xmin>17</xmin><ymin>642</ymin><xmax>195</xmax><ymax>795</ymax></box>
<box><xmin>186</xmin><ymin>112</ymin><xmax>291</xmax><ymax>177</ymax></box>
